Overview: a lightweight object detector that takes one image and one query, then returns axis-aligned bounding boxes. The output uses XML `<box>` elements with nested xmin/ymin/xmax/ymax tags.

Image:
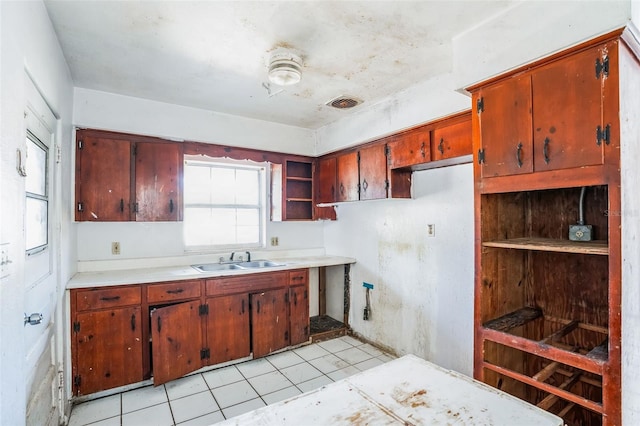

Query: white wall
<box><xmin>1</xmin><ymin>1</ymin><xmax>75</xmax><ymax>425</ymax></box>
<box><xmin>74</xmin><ymin>88</ymin><xmax>316</xmax><ymax>156</ymax></box>
<box><xmin>324</xmin><ymin>166</ymin><xmax>474</xmax><ymax>375</ymax></box>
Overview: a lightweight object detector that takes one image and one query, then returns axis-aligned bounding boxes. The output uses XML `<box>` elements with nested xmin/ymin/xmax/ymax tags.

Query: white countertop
<box><xmin>67</xmin><ymin>255</ymin><xmax>355</xmax><ymax>289</ymax></box>
<box><xmin>217</xmin><ymin>354</ymin><xmax>563</xmax><ymax>426</ymax></box>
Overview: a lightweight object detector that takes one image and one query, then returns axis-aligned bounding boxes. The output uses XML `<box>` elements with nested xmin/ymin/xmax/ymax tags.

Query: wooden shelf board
<box><xmin>482</xmin><ymin>237</ymin><xmax>609</xmax><ymax>255</ymax></box>
<box><xmin>483</xmin><ymin>307</ymin><xmax>542</xmax><ymax>332</ymax></box>
<box><xmin>481</xmin><ymin>327</ymin><xmax>606</xmax><ymax>375</ymax></box>
<box><xmin>286</xmin><ymin>176</ymin><xmax>312</xmax><ymax>182</ymax></box>
<box><xmin>483</xmin><ymin>361</ymin><xmax>604</xmax><ymax>414</ymax></box>
<box><xmin>286</xmin><ymin>198</ymin><xmax>313</xmax><ymax>202</ymax></box>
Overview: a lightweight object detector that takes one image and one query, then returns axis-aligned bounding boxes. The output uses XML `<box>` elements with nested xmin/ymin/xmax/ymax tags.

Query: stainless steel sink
<box><xmin>191</xmin><ymin>260</ymin><xmax>284</xmax><ymax>273</ymax></box>
<box><xmin>237</xmin><ymin>260</ymin><xmax>284</xmax><ymax>268</ymax></box>
<box><xmin>191</xmin><ymin>263</ymin><xmax>244</xmax><ymax>272</ymax></box>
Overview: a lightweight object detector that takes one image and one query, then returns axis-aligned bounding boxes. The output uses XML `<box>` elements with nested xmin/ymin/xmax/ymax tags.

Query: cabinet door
<box><xmin>251</xmin><ymin>289</ymin><xmax>289</xmax><ymax>358</ymax></box>
<box><xmin>387</xmin><ymin>129</ymin><xmax>430</xmax><ymax>169</ymax></box>
<box><xmin>476</xmin><ymin>75</ymin><xmax>533</xmax><ymax>178</ymax></box>
<box><xmin>359</xmin><ymin>144</ymin><xmax>388</xmax><ymax>200</ymax></box>
<box><xmin>206</xmin><ymin>294</ymin><xmax>250</xmax><ymax>365</ymax></box>
<box><xmin>289</xmin><ymin>284</ymin><xmax>309</xmax><ymax>345</ymax></box>
<box><xmin>75</xmin><ymin>134</ymin><xmax>131</xmax><ymax>221</ymax></box>
<box><xmin>315</xmin><ymin>157</ymin><xmax>337</xmax><ymax>220</ymax></box>
<box><xmin>151</xmin><ymin>301</ymin><xmax>203</xmax><ymax>385</ymax></box>
<box><xmin>532</xmin><ymin>45</ymin><xmax>604</xmax><ymax>172</ymax></box>
<box><xmin>336</xmin><ymin>152</ymin><xmax>359</xmax><ymax>202</ymax></box>
<box><xmin>432</xmin><ymin>119</ymin><xmax>472</xmax><ymax>161</ymax></box>
<box><xmin>74</xmin><ymin>306</ymin><xmax>143</xmax><ymax>395</ymax></box>
<box><xmin>134</xmin><ymin>142</ymin><xmax>182</xmax><ymax>221</ymax></box>
<box><xmin>316</xmin><ymin>157</ymin><xmax>337</xmax><ymax>204</ymax></box>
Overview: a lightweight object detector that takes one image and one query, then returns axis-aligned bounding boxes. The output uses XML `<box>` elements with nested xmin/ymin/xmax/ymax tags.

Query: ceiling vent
<box><xmin>326</xmin><ymin>95</ymin><xmax>363</xmax><ymax>110</ymax></box>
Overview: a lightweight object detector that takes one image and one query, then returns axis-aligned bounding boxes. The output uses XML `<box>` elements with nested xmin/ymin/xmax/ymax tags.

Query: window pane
<box><xmin>183</xmin><ymin>165</ymin><xmax>212</xmax><ymax>204</ymax></box>
<box><xmin>183</xmin><ymin>208</ymin><xmax>214</xmax><ymax>246</ymax></box>
<box><xmin>26</xmin><ymin>136</ymin><xmax>47</xmax><ymax>196</ymax></box>
<box><xmin>210</xmin><ymin>168</ymin><xmax>236</xmax><ymax>204</ymax></box>
<box><xmin>235</xmin><ymin>169</ymin><xmax>259</xmax><ymax>204</ymax></box>
<box><xmin>26</xmin><ymin>198</ymin><xmax>48</xmax><ymax>251</ymax></box>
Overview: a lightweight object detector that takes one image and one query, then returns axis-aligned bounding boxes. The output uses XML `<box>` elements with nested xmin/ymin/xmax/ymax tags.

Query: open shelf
<box><xmin>283</xmin><ymin>160</ymin><xmax>314</xmax><ymax>220</ymax></box>
<box><xmin>482</xmin><ymin>238</ymin><xmax>608</xmax><ymax>255</ymax></box>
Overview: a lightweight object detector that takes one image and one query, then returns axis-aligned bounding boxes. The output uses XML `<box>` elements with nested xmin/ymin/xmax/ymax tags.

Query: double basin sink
<box><xmin>192</xmin><ymin>260</ymin><xmax>285</xmax><ymax>273</ymax></box>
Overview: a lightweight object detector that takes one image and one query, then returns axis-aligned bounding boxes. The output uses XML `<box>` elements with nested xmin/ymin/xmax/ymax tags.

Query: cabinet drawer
<box><xmin>147</xmin><ymin>280</ymin><xmax>201</xmax><ymax>303</ymax></box>
<box><xmin>207</xmin><ymin>272</ymin><xmax>288</xmax><ymax>296</ymax></box>
<box><xmin>75</xmin><ymin>286</ymin><xmax>141</xmax><ymax>311</ymax></box>
<box><xmin>288</xmin><ymin>269</ymin><xmax>308</xmax><ymax>285</ymax></box>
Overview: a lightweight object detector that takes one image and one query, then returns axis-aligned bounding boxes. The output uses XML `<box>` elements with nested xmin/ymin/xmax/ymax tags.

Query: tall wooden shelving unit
<box><xmin>469</xmin><ymin>28</ymin><xmax>639</xmax><ymax>425</ymax></box>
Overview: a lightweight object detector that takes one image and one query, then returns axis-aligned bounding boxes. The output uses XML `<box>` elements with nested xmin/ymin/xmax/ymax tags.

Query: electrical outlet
<box><xmin>111</xmin><ymin>242</ymin><xmax>121</xmax><ymax>255</ymax></box>
<box><xmin>270</xmin><ymin>237</ymin><xmax>279</xmax><ymax>246</ymax></box>
<box><xmin>427</xmin><ymin>224</ymin><xmax>435</xmax><ymax>237</ymax></box>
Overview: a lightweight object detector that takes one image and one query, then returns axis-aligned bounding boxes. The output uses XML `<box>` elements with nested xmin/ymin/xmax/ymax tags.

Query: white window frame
<box><xmin>183</xmin><ymin>156</ymin><xmax>268</xmax><ymax>252</ymax></box>
<box><xmin>25</xmin><ymin>130</ymin><xmax>49</xmax><ymax>256</ymax></box>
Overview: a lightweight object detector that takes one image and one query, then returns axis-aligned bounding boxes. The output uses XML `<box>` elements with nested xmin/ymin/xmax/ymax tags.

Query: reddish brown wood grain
<box><xmin>358</xmin><ymin>144</ymin><xmax>387</xmax><ymax>201</ymax></box>
<box><xmin>206</xmin><ymin>294</ymin><xmax>250</xmax><ymax>365</ymax></box>
<box><xmin>251</xmin><ymin>288</ymin><xmax>290</xmax><ymax>358</ymax></box>
<box><xmin>431</xmin><ymin>118</ymin><xmax>472</xmax><ymax>161</ymax></box>
<box><xmin>336</xmin><ymin>151</ymin><xmax>359</xmax><ymax>202</ymax></box>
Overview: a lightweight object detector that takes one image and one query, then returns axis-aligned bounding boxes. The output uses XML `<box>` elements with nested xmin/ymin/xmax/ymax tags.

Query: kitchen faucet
<box><xmin>229</xmin><ymin>251</ymin><xmax>251</xmax><ymax>262</ymax></box>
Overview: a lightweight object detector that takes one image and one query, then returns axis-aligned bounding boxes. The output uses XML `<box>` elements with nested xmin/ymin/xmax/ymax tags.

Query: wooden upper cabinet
<box><xmin>314</xmin><ymin>157</ymin><xmax>337</xmax><ymax>220</ymax></box>
<box><xmin>134</xmin><ymin>142</ymin><xmax>182</xmax><ymax>221</ymax></box>
<box><xmin>432</xmin><ymin>118</ymin><xmax>472</xmax><ymax>161</ymax></box>
<box><xmin>336</xmin><ymin>151</ymin><xmax>360</xmax><ymax>202</ymax></box>
<box><xmin>75</xmin><ymin>133</ymin><xmax>132</xmax><ymax>221</ymax></box>
<box><xmin>75</xmin><ymin>129</ymin><xmax>183</xmax><ymax>222</ymax></box>
<box><xmin>282</xmin><ymin>159</ymin><xmax>313</xmax><ymax>221</ymax></box>
<box><xmin>532</xmin><ymin>44</ymin><xmax>607</xmax><ymax>172</ymax></box>
<box><xmin>475</xmin><ymin>43</ymin><xmax>612</xmax><ymax>179</ymax></box>
<box><xmin>387</xmin><ymin>128</ymin><xmax>430</xmax><ymax>169</ymax></box>
<box><xmin>475</xmin><ymin>74</ymin><xmax>533</xmax><ymax>178</ymax></box>
<box><xmin>359</xmin><ymin>144</ymin><xmax>388</xmax><ymax>200</ymax></box>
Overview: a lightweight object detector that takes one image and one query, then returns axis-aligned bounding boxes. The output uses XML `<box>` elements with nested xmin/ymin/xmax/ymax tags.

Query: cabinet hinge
<box><xmin>304</xmin><ymin>325</ymin><xmax>309</xmax><ymax>336</ymax></box>
<box><xmin>74</xmin><ymin>376</ymin><xmax>81</xmax><ymax>388</ymax></box>
<box><xmin>478</xmin><ymin>149</ymin><xmax>486</xmax><ymax>164</ymax></box>
<box><xmin>133</xmin><ymin>144</ymin><xmax>137</xmax><ymax>156</ymax></box>
<box><xmin>385</xmin><ymin>179</ymin><xmax>390</xmax><ymax>190</ymax></box>
<box><xmin>199</xmin><ymin>304</ymin><xmax>209</xmax><ymax>316</ymax></box>
<box><xmin>384</xmin><ymin>145</ymin><xmax>391</xmax><ymax>157</ymax></box>
<box><xmin>285</xmin><ymin>292</ymin><xmax>289</xmax><ymax>303</ymax></box>
<box><xmin>200</xmin><ymin>348</ymin><xmax>210</xmax><ymax>360</ymax></box>
<box><xmin>77</xmin><ymin>203</ymin><xmax>84</xmax><ymax>212</ymax></box>
<box><xmin>284</xmin><ymin>330</ymin><xmax>289</xmax><ymax>342</ymax></box>
<box><xmin>357</xmin><ymin>151</ymin><xmax>361</xmax><ymax>163</ymax></box>
<box><xmin>596</xmin><ymin>124</ymin><xmax>611</xmax><ymax>146</ymax></box>
<box><xmin>77</xmin><ymin>140</ymin><xmax>83</xmax><ymax>150</ymax></box>
<box><xmin>476</xmin><ymin>97</ymin><xmax>484</xmax><ymax>113</ymax></box>
<box><xmin>73</xmin><ymin>321</ymin><xmax>80</xmax><ymax>333</ymax></box>
<box><xmin>595</xmin><ymin>56</ymin><xmax>609</xmax><ymax>79</ymax></box>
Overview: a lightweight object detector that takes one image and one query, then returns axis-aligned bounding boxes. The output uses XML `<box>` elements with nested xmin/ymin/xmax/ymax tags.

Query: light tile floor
<box><xmin>68</xmin><ymin>335</ymin><xmax>395</xmax><ymax>426</ymax></box>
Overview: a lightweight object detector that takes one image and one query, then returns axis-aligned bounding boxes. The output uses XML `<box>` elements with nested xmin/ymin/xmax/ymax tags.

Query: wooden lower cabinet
<box><xmin>150</xmin><ymin>301</ymin><xmax>203</xmax><ymax>385</ymax></box>
<box><xmin>71</xmin><ymin>269</ymin><xmax>311</xmax><ymax>395</ymax></box>
<box><xmin>73</xmin><ymin>306</ymin><xmax>143</xmax><ymax>396</ymax></box>
<box><xmin>206</xmin><ymin>294</ymin><xmax>250</xmax><ymax>365</ymax></box>
<box><xmin>251</xmin><ymin>288</ymin><xmax>290</xmax><ymax>358</ymax></box>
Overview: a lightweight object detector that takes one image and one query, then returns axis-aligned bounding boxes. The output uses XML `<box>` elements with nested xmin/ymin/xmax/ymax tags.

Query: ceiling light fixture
<box><xmin>268</xmin><ymin>49</ymin><xmax>302</xmax><ymax>86</ymax></box>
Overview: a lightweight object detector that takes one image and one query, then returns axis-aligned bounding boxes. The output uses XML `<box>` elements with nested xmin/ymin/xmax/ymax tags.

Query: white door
<box><xmin>23</xmin><ymin>75</ymin><xmax>62</xmax><ymax>426</ymax></box>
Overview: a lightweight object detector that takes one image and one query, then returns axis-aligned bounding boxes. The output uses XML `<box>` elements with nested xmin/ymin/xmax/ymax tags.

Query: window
<box><xmin>183</xmin><ymin>158</ymin><xmax>267</xmax><ymax>250</ymax></box>
<box><xmin>25</xmin><ymin>131</ymin><xmax>49</xmax><ymax>254</ymax></box>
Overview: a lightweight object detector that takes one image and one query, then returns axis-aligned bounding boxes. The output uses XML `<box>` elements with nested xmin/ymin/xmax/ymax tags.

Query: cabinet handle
<box><xmin>100</xmin><ymin>296</ymin><xmax>120</xmax><ymax>302</ymax></box>
<box><xmin>169</xmin><ymin>199</ymin><xmax>174</xmax><ymax>213</ymax></box>
<box><xmin>242</xmin><ymin>299</ymin><xmax>245</xmax><ymax>314</ymax></box>
<box><xmin>166</xmin><ymin>289</ymin><xmax>183</xmax><ymax>294</ymax></box>
<box><xmin>157</xmin><ymin>316</ymin><xmax>161</xmax><ymax>333</ymax></box>
<box><xmin>438</xmin><ymin>138</ymin><xmax>444</xmax><ymax>155</ymax></box>
<box><xmin>293</xmin><ymin>292</ymin><xmax>298</xmax><ymax>306</ymax></box>
<box><xmin>516</xmin><ymin>143</ymin><xmax>523</xmax><ymax>168</ymax></box>
<box><xmin>133</xmin><ymin>203</ymin><xmax>139</xmax><ymax>213</ymax></box>
<box><xmin>421</xmin><ymin>141</ymin><xmax>427</xmax><ymax>158</ymax></box>
<box><xmin>362</xmin><ymin>179</ymin><xmax>368</xmax><ymax>192</ymax></box>
<box><xmin>543</xmin><ymin>138</ymin><xmax>550</xmax><ymax>164</ymax></box>
<box><xmin>120</xmin><ymin>199</ymin><xmax>124</xmax><ymax>213</ymax></box>
<box><xmin>131</xmin><ymin>314</ymin><xmax>136</xmax><ymax>331</ymax></box>
<box><xmin>339</xmin><ymin>182</ymin><xmax>345</xmax><ymax>196</ymax></box>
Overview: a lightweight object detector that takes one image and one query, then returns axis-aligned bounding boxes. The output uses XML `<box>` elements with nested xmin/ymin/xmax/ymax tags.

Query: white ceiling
<box><xmin>44</xmin><ymin>1</ymin><xmax>514</xmax><ymax>130</ymax></box>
